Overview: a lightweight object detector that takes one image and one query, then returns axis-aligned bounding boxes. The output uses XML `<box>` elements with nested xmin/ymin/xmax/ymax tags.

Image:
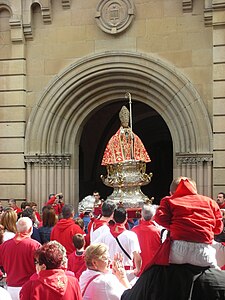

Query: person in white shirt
<box><xmin>94</xmin><ymin>207</ymin><xmax>142</xmax><ymax>277</ymax></box>
<box><xmin>89</xmin><ymin>200</ymin><xmax>116</xmax><ymax>244</ymax></box>
<box><xmin>80</xmin><ymin>243</ymin><xmax>131</xmax><ymax>300</ymax></box>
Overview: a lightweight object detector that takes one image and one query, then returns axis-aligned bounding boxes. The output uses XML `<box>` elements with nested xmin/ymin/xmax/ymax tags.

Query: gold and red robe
<box><xmin>101</xmin><ymin>127</ymin><xmax>150</xmax><ymax>165</ymax></box>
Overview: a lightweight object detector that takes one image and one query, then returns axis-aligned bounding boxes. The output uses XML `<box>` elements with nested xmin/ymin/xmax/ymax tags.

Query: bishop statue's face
<box><xmin>121</xmin><ymin>121</ymin><xmax>129</xmax><ymax>128</ymax></box>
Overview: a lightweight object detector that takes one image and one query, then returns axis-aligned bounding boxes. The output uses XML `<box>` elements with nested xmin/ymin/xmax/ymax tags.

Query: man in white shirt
<box><xmin>95</xmin><ymin>207</ymin><xmax>142</xmax><ymax>277</ymax></box>
<box><xmin>89</xmin><ymin>200</ymin><xmax>116</xmax><ymax>244</ymax></box>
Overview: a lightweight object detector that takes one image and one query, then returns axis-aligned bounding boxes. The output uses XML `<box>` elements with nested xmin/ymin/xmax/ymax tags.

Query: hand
<box><xmin>112</xmin><ymin>253</ymin><xmax>126</xmax><ymax>278</ymax></box>
<box><xmin>112</xmin><ymin>253</ymin><xmax>131</xmax><ymax>288</ymax></box>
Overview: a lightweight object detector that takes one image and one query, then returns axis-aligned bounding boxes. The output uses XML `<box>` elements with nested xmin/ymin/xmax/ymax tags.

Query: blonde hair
<box><xmin>1</xmin><ymin>209</ymin><xmax>17</xmax><ymax>233</ymax></box>
<box><xmin>170</xmin><ymin>176</ymin><xmax>197</xmax><ymax>194</ymax></box>
<box><xmin>85</xmin><ymin>243</ymin><xmax>108</xmax><ymax>268</ymax></box>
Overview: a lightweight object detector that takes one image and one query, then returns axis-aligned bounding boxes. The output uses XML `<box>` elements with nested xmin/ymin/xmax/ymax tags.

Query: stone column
<box><xmin>24</xmin><ymin>154</ymin><xmax>71</xmax><ymax>210</ymax></box>
<box><xmin>176</xmin><ymin>153</ymin><xmax>213</xmax><ymax>196</ymax></box>
<box><xmin>212</xmin><ymin>0</ymin><xmax>225</xmax><ymax>197</ymax></box>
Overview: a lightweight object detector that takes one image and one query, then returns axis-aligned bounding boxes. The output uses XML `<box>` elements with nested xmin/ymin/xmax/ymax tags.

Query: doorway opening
<box><xmin>79</xmin><ymin>100</ymin><xmax>173</xmax><ymax>204</ymax></box>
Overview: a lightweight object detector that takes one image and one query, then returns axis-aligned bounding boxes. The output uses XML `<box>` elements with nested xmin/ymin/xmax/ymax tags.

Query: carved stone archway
<box><xmin>25</xmin><ymin>51</ymin><xmax>212</xmax><ymax>209</ymax></box>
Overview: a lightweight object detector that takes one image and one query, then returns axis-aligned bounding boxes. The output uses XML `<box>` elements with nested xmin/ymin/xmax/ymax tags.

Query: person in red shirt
<box><xmin>0</xmin><ymin>217</ymin><xmax>41</xmax><ymax>299</ymax></box>
<box><xmin>132</xmin><ymin>204</ymin><xmax>161</xmax><ymax>275</ymax></box>
<box><xmin>216</xmin><ymin>192</ymin><xmax>225</xmax><ymax>209</ymax></box>
<box><xmin>8</xmin><ymin>198</ymin><xmax>22</xmax><ymax>214</ymax></box>
<box><xmin>45</xmin><ymin>193</ymin><xmax>65</xmax><ymax>216</ymax></box>
<box><xmin>154</xmin><ymin>176</ymin><xmax>223</xmax><ymax>268</ymax></box>
<box><xmin>68</xmin><ymin>233</ymin><xmax>86</xmax><ymax>280</ymax></box>
<box><xmin>29</xmin><ymin>201</ymin><xmax>42</xmax><ymax>223</ymax></box>
<box><xmin>20</xmin><ymin>241</ymin><xmax>82</xmax><ymax>300</ymax></box>
<box><xmin>50</xmin><ymin>204</ymin><xmax>84</xmax><ymax>255</ymax></box>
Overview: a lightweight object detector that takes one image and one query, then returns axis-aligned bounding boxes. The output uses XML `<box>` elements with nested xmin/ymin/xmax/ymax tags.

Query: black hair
<box><xmin>113</xmin><ymin>207</ymin><xmax>127</xmax><ymax>224</ymax></box>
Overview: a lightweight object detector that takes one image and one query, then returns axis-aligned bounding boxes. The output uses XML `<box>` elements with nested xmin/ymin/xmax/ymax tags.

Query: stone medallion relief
<box><xmin>95</xmin><ymin>0</ymin><xmax>135</xmax><ymax>34</ymax></box>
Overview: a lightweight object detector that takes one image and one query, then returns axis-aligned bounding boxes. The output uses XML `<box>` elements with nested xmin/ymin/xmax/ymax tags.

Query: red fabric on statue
<box><xmin>101</xmin><ymin>128</ymin><xmax>150</xmax><ymax>165</ymax></box>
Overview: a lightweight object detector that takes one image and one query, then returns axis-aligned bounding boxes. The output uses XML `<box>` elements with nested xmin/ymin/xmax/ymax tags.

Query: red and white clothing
<box><xmin>0</xmin><ymin>236</ymin><xmax>41</xmax><ymax>287</ymax></box>
<box><xmin>79</xmin><ymin>269</ymin><xmax>127</xmax><ymax>300</ymax></box>
<box><xmin>20</xmin><ymin>269</ymin><xmax>82</xmax><ymax>300</ymax></box>
<box><xmin>50</xmin><ymin>218</ymin><xmax>84</xmax><ymax>255</ymax></box>
<box><xmin>3</xmin><ymin>230</ymin><xmax>15</xmax><ymax>242</ymax></box>
<box><xmin>95</xmin><ymin>224</ymin><xmax>141</xmax><ymax>268</ymax></box>
<box><xmin>35</xmin><ymin>211</ymin><xmax>41</xmax><ymax>222</ymax></box>
<box><xmin>154</xmin><ymin>179</ymin><xmax>223</xmax><ymax>267</ymax></box>
<box><xmin>132</xmin><ymin>220</ymin><xmax>161</xmax><ymax>275</ymax></box>
<box><xmin>45</xmin><ymin>195</ymin><xmax>64</xmax><ymax>215</ymax></box>
<box><xmin>13</xmin><ymin>206</ymin><xmax>22</xmax><ymax>214</ymax></box>
<box><xmin>67</xmin><ymin>251</ymin><xmax>86</xmax><ymax>280</ymax></box>
<box><xmin>218</xmin><ymin>202</ymin><xmax>225</xmax><ymax>209</ymax></box>
<box><xmin>88</xmin><ymin>219</ymin><xmax>109</xmax><ymax>244</ymax></box>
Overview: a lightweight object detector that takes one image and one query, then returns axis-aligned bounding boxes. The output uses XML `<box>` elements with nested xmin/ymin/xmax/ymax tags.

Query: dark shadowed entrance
<box><xmin>79</xmin><ymin>100</ymin><xmax>173</xmax><ymax>205</ymax></box>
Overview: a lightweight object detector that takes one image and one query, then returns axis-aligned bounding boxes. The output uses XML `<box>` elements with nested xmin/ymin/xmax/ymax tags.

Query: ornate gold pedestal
<box><xmin>101</xmin><ymin>160</ymin><xmax>152</xmax><ymax>208</ymax></box>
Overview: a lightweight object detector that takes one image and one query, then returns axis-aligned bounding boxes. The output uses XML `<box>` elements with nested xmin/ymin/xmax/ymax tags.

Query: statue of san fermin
<box><xmin>101</xmin><ymin>93</ymin><xmax>153</xmax><ymax>218</ymax></box>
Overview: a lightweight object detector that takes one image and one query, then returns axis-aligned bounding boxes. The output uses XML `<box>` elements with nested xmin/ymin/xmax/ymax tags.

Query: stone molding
<box><xmin>182</xmin><ymin>0</ymin><xmax>193</xmax><ymax>13</ymax></box>
<box><xmin>176</xmin><ymin>153</ymin><xmax>213</xmax><ymax>165</ymax></box>
<box><xmin>24</xmin><ymin>154</ymin><xmax>71</xmax><ymax>167</ymax></box>
<box><xmin>61</xmin><ymin>0</ymin><xmax>71</xmax><ymax>9</ymax></box>
<box><xmin>204</xmin><ymin>0</ymin><xmax>225</xmax><ymax>26</ymax></box>
<box><xmin>212</xmin><ymin>0</ymin><xmax>225</xmax><ymax>10</ymax></box>
<box><xmin>95</xmin><ymin>0</ymin><xmax>135</xmax><ymax>34</ymax></box>
<box><xmin>2</xmin><ymin>0</ymin><xmax>225</xmax><ymax>42</ymax></box>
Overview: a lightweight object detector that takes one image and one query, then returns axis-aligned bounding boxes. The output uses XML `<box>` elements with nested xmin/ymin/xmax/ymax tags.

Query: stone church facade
<box><xmin>0</xmin><ymin>0</ymin><xmax>224</xmax><ymax>209</ymax></box>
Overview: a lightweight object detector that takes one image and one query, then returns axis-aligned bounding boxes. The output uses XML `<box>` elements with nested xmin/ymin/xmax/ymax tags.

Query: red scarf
<box><xmin>110</xmin><ymin>223</ymin><xmax>126</xmax><ymax>238</ymax></box>
<box><xmin>14</xmin><ymin>232</ymin><xmax>31</xmax><ymax>244</ymax></box>
<box><xmin>92</xmin><ymin>219</ymin><xmax>107</xmax><ymax>232</ymax></box>
<box><xmin>139</xmin><ymin>219</ymin><xmax>154</xmax><ymax>226</ymax></box>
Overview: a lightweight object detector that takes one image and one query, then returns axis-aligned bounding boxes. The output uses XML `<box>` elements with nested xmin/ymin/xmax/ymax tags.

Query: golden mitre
<box><xmin>119</xmin><ymin>106</ymin><xmax>130</xmax><ymax>124</ymax></box>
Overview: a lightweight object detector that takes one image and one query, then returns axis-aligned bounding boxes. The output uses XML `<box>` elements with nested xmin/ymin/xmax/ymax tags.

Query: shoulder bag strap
<box><xmin>82</xmin><ymin>274</ymin><xmax>100</xmax><ymax>297</ymax></box>
<box><xmin>115</xmin><ymin>236</ymin><xmax>132</xmax><ymax>260</ymax></box>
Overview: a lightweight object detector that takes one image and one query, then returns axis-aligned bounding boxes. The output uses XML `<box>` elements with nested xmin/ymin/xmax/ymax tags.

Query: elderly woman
<box><xmin>79</xmin><ymin>243</ymin><xmax>131</xmax><ymax>300</ymax></box>
<box><xmin>19</xmin><ymin>241</ymin><xmax>82</xmax><ymax>300</ymax></box>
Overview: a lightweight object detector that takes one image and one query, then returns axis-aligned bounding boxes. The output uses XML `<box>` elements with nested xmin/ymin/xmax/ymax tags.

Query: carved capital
<box><xmin>176</xmin><ymin>153</ymin><xmax>213</xmax><ymax>165</ymax></box>
<box><xmin>24</xmin><ymin>154</ymin><xmax>71</xmax><ymax>167</ymax></box>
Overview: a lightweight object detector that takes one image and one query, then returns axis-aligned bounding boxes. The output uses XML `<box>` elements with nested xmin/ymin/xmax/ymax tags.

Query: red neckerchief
<box><xmin>14</xmin><ymin>232</ymin><xmax>31</xmax><ymax>244</ymax></box>
<box><xmin>92</xmin><ymin>219</ymin><xmax>107</xmax><ymax>232</ymax></box>
<box><xmin>110</xmin><ymin>223</ymin><xmax>126</xmax><ymax>238</ymax></box>
<box><xmin>171</xmin><ymin>178</ymin><xmax>197</xmax><ymax>198</ymax></box>
<box><xmin>139</xmin><ymin>219</ymin><xmax>154</xmax><ymax>226</ymax></box>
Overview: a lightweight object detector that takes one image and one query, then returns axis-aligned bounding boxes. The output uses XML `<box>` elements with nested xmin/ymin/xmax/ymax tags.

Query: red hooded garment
<box><xmin>50</xmin><ymin>219</ymin><xmax>84</xmax><ymax>255</ymax></box>
<box><xmin>20</xmin><ymin>269</ymin><xmax>82</xmax><ymax>300</ymax></box>
<box><xmin>154</xmin><ymin>179</ymin><xmax>223</xmax><ymax>244</ymax></box>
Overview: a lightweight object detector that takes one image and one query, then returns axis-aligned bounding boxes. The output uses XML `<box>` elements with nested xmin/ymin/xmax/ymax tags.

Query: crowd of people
<box><xmin>0</xmin><ymin>183</ymin><xmax>225</xmax><ymax>299</ymax></box>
